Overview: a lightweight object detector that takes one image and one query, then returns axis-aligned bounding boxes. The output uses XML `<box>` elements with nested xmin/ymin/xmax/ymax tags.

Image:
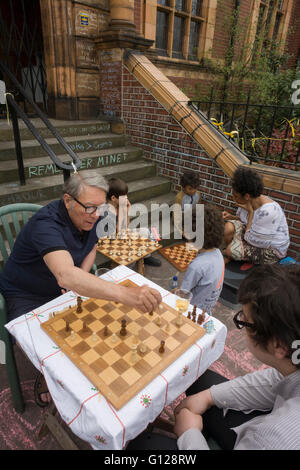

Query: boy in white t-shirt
<box><xmin>223</xmin><ymin>166</ymin><xmax>290</xmax><ymax>264</ymax></box>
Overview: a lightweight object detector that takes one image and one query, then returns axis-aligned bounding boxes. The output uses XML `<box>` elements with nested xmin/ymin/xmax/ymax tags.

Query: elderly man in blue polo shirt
<box><xmin>0</xmin><ymin>171</ymin><xmax>162</xmax><ymax>322</ymax></box>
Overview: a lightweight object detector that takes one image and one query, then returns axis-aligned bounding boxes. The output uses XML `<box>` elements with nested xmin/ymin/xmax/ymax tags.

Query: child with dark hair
<box><xmin>107</xmin><ymin>177</ymin><xmax>129</xmax><ymax>202</ymax></box>
<box><xmin>175</xmin><ymin>170</ymin><xmax>201</xmax><ymax>209</ymax></box>
<box><xmin>180</xmin><ymin>204</ymin><xmax>225</xmax><ymax>313</ymax></box>
<box><xmin>174</xmin><ymin>170</ymin><xmax>202</xmax><ymax>239</ymax></box>
<box><xmin>128</xmin><ymin>264</ymin><xmax>300</xmax><ymax>450</ymax></box>
<box><xmin>107</xmin><ymin>177</ymin><xmax>130</xmax><ymax>233</ymax></box>
<box><xmin>104</xmin><ymin>177</ymin><xmax>161</xmax><ymax>266</ymax></box>
<box><xmin>223</xmin><ymin>166</ymin><xmax>290</xmax><ymax>264</ymax></box>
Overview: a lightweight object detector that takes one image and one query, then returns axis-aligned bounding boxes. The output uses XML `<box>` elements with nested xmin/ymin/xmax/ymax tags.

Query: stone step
<box><xmin>0</xmin><ymin>133</ymin><xmax>128</xmax><ymax>160</ymax></box>
<box><xmin>0</xmin><ymin>119</ymin><xmax>112</xmax><ymax>142</ymax></box>
<box><xmin>0</xmin><ymin>145</ymin><xmax>143</xmax><ymax>183</ymax></box>
<box><xmin>0</xmin><ymin>172</ymin><xmax>170</xmax><ymax>207</ymax></box>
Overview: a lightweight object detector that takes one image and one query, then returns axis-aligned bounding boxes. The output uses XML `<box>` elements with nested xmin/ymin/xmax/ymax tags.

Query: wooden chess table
<box><xmin>96</xmin><ymin>231</ymin><xmax>162</xmax><ymax>275</ymax></box>
<box><xmin>6</xmin><ymin>265</ymin><xmax>227</xmax><ymax>450</ymax></box>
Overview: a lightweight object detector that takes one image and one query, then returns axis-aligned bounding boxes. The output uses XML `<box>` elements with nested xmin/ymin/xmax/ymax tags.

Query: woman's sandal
<box><xmin>34</xmin><ymin>372</ymin><xmax>51</xmax><ymax>408</ymax></box>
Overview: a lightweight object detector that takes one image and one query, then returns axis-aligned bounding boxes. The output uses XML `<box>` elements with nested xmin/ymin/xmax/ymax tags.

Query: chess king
<box><xmin>0</xmin><ymin>170</ymin><xmax>162</xmax><ymax>323</ymax></box>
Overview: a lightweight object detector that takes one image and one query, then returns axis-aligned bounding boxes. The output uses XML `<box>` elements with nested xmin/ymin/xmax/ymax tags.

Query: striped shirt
<box><xmin>177</xmin><ymin>368</ymin><xmax>300</xmax><ymax>450</ymax></box>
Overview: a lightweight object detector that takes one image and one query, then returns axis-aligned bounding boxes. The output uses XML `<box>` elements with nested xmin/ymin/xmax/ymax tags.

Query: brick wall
<box><xmin>99</xmin><ymin>52</ymin><xmax>122</xmax><ymax>119</ymax></box>
<box><xmin>134</xmin><ymin>0</ymin><xmax>142</xmax><ymax>35</ymax></box>
<box><xmin>122</xmin><ymin>65</ymin><xmax>300</xmax><ymax>259</ymax></box>
<box><xmin>286</xmin><ymin>0</ymin><xmax>300</xmax><ymax>68</ymax></box>
<box><xmin>212</xmin><ymin>0</ymin><xmax>234</xmax><ymax>60</ymax></box>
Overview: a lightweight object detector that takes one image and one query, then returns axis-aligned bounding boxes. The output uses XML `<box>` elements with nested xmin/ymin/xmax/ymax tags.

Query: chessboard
<box><xmin>96</xmin><ymin>231</ymin><xmax>162</xmax><ymax>266</ymax></box>
<box><xmin>159</xmin><ymin>243</ymin><xmax>198</xmax><ymax>272</ymax></box>
<box><xmin>41</xmin><ymin>280</ymin><xmax>206</xmax><ymax>410</ymax></box>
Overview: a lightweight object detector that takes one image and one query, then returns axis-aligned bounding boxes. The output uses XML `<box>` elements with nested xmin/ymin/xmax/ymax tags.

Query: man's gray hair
<box><xmin>62</xmin><ymin>170</ymin><xmax>109</xmax><ymax>198</ymax></box>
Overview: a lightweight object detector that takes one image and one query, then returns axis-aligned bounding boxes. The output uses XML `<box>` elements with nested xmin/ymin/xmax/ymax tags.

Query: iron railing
<box><xmin>189</xmin><ymin>90</ymin><xmax>300</xmax><ymax>170</ymax></box>
<box><xmin>0</xmin><ymin>0</ymin><xmax>48</xmax><ymax>115</ymax></box>
<box><xmin>0</xmin><ymin>60</ymin><xmax>81</xmax><ymax>185</ymax></box>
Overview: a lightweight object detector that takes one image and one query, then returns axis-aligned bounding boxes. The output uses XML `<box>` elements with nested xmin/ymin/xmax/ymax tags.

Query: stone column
<box><xmin>95</xmin><ymin>0</ymin><xmax>153</xmax><ymax>120</ymax></box>
<box><xmin>109</xmin><ymin>0</ymin><xmax>136</xmax><ymax>31</ymax></box>
<box><xmin>40</xmin><ymin>0</ymin><xmax>77</xmax><ymax>120</ymax></box>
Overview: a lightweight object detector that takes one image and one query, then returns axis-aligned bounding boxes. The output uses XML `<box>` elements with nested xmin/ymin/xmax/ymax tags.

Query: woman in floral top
<box><xmin>222</xmin><ymin>166</ymin><xmax>290</xmax><ymax>264</ymax></box>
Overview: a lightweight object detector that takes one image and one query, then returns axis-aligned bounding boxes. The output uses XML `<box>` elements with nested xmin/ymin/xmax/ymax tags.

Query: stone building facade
<box><xmin>0</xmin><ymin>0</ymin><xmax>299</xmax><ymax>257</ymax></box>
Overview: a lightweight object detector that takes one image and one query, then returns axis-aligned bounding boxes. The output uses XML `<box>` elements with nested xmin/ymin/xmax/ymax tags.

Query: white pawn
<box><xmin>176</xmin><ymin>312</ymin><xmax>183</xmax><ymax>327</ymax></box>
<box><xmin>111</xmin><ymin>333</ymin><xmax>117</xmax><ymax>343</ymax></box>
<box><xmin>92</xmin><ymin>331</ymin><xmax>98</xmax><ymax>342</ymax></box>
<box><xmin>131</xmin><ymin>344</ymin><xmax>138</xmax><ymax>363</ymax></box>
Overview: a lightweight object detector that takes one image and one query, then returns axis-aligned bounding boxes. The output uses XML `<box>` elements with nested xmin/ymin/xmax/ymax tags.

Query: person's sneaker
<box><xmin>144</xmin><ymin>256</ymin><xmax>161</xmax><ymax>267</ymax></box>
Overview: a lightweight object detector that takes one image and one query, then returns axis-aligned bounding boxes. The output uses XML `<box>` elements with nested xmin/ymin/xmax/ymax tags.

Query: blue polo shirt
<box><xmin>0</xmin><ymin>200</ymin><xmax>99</xmax><ymax>301</ymax></box>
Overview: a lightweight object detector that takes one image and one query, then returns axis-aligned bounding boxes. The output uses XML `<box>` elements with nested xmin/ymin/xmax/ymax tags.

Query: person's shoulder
<box><xmin>175</xmin><ymin>190</ymin><xmax>184</xmax><ymax>203</ymax></box>
<box><xmin>196</xmin><ymin>190</ymin><xmax>202</xmax><ymax>202</ymax></box>
<box><xmin>33</xmin><ymin>200</ymin><xmax>64</xmax><ymax>226</ymax></box>
<box><xmin>195</xmin><ymin>249</ymin><xmax>223</xmax><ymax>266</ymax></box>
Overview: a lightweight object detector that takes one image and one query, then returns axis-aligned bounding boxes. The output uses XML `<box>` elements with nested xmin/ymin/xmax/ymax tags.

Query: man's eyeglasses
<box><xmin>69</xmin><ymin>195</ymin><xmax>106</xmax><ymax>215</ymax></box>
<box><xmin>233</xmin><ymin>310</ymin><xmax>255</xmax><ymax>330</ymax></box>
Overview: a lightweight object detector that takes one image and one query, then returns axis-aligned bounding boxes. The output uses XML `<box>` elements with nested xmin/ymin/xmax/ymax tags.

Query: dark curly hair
<box><xmin>232</xmin><ymin>166</ymin><xmax>264</xmax><ymax>198</ymax></box>
<box><xmin>189</xmin><ymin>204</ymin><xmax>224</xmax><ymax>249</ymax></box>
<box><xmin>180</xmin><ymin>170</ymin><xmax>200</xmax><ymax>189</ymax></box>
<box><xmin>238</xmin><ymin>264</ymin><xmax>300</xmax><ymax>368</ymax></box>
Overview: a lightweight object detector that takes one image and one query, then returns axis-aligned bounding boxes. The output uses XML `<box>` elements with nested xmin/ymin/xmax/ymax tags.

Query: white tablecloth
<box><xmin>5</xmin><ymin>266</ymin><xmax>227</xmax><ymax>450</ymax></box>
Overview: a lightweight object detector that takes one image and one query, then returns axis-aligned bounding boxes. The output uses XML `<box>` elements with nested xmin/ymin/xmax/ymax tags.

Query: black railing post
<box><xmin>8</xmin><ymin>101</ymin><xmax>26</xmax><ymax>185</ymax></box>
<box><xmin>208</xmin><ymin>86</ymin><xmax>213</xmax><ymax>120</ymax></box>
<box><xmin>229</xmin><ymin>103</ymin><xmax>236</xmax><ymax>134</ymax></box>
<box><xmin>265</xmin><ymin>105</ymin><xmax>277</xmax><ymax>162</ymax></box>
<box><xmin>241</xmin><ymin>90</ymin><xmax>251</xmax><ymax>138</ymax></box>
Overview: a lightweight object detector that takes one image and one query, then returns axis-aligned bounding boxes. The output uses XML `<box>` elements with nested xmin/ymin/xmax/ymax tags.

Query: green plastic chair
<box><xmin>0</xmin><ymin>202</ymin><xmax>98</xmax><ymax>412</ymax></box>
<box><xmin>0</xmin><ymin>203</ymin><xmax>43</xmax><ymax>413</ymax></box>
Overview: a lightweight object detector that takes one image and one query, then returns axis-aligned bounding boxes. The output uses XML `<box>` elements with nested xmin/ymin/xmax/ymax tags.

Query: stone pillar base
<box><xmin>96</xmin><ymin>30</ymin><xmax>153</xmax><ymax>51</ymax></box>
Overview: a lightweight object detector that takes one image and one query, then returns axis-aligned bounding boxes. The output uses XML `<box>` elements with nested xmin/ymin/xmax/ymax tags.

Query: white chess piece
<box><xmin>111</xmin><ymin>333</ymin><xmax>117</xmax><ymax>343</ymax></box>
<box><xmin>92</xmin><ymin>331</ymin><xmax>98</xmax><ymax>342</ymax></box>
<box><xmin>131</xmin><ymin>344</ymin><xmax>138</xmax><ymax>363</ymax></box>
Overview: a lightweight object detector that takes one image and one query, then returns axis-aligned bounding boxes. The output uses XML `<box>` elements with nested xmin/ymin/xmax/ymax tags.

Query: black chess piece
<box><xmin>159</xmin><ymin>340</ymin><xmax>165</xmax><ymax>354</ymax></box>
<box><xmin>120</xmin><ymin>319</ymin><xmax>127</xmax><ymax>336</ymax></box>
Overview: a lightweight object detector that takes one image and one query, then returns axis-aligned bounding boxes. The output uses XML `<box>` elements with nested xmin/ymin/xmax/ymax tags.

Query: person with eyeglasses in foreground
<box><xmin>127</xmin><ymin>264</ymin><xmax>300</xmax><ymax>450</ymax></box>
<box><xmin>0</xmin><ymin>171</ymin><xmax>162</xmax><ymax>322</ymax></box>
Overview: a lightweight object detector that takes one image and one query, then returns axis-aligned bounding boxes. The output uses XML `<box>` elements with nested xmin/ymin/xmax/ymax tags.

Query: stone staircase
<box><xmin>0</xmin><ymin>118</ymin><xmax>176</xmax><ymax>266</ymax></box>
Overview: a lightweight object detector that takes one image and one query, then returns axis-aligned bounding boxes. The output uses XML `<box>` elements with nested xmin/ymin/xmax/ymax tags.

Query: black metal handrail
<box><xmin>189</xmin><ymin>95</ymin><xmax>300</xmax><ymax>170</ymax></box>
<box><xmin>0</xmin><ymin>60</ymin><xmax>81</xmax><ymax>185</ymax></box>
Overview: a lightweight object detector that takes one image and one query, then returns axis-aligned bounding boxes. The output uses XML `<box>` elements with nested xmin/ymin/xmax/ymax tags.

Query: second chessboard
<box><xmin>159</xmin><ymin>243</ymin><xmax>198</xmax><ymax>272</ymax></box>
<box><xmin>97</xmin><ymin>231</ymin><xmax>162</xmax><ymax>266</ymax></box>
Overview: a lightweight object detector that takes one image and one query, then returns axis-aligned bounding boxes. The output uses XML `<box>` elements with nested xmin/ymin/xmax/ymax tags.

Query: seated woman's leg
<box><xmin>224</xmin><ymin>221</ymin><xmax>235</xmax><ymax>246</ymax></box>
<box><xmin>186</xmin><ymin>370</ymin><xmax>269</xmax><ymax>450</ymax></box>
